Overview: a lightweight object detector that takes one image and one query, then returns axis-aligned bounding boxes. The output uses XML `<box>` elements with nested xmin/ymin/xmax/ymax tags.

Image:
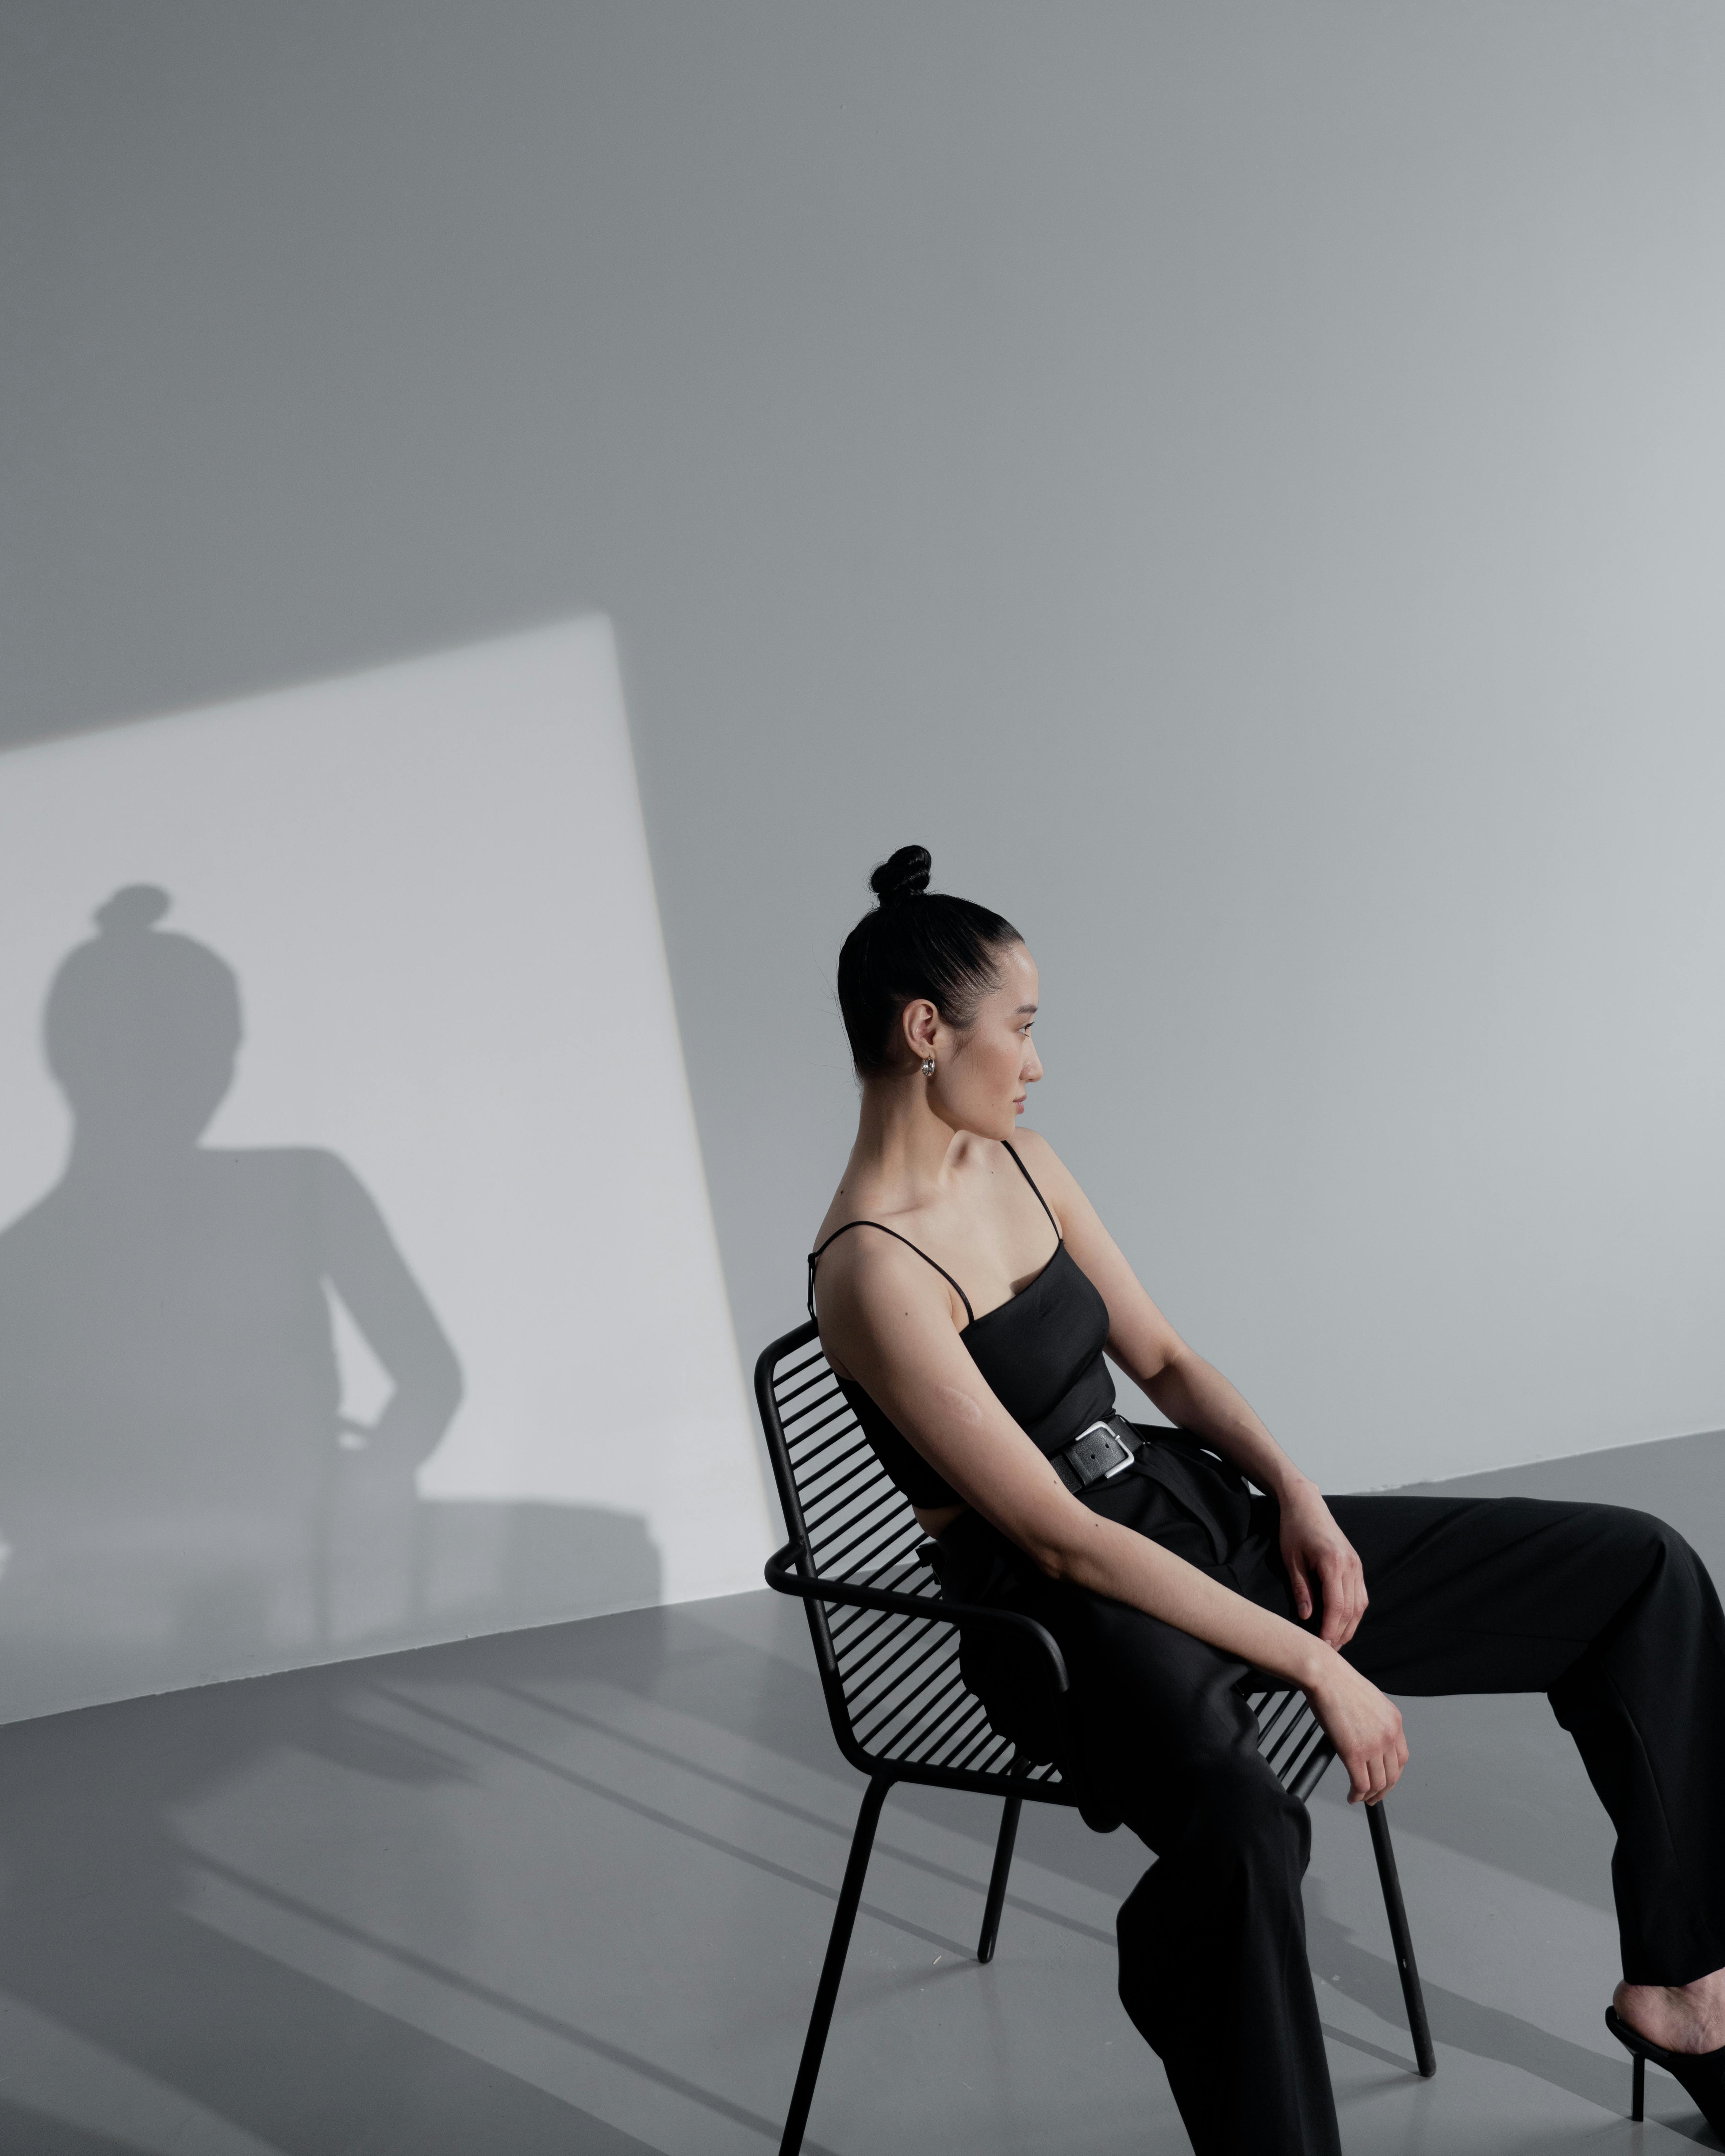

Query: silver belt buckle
<box><xmin>1069</xmin><ymin>1419</ymin><xmax>1135</xmax><ymax>1485</ymax></box>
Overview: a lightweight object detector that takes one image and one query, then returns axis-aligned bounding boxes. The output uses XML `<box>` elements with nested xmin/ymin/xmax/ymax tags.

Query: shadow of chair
<box><xmin>756</xmin><ymin>1317</ymin><xmax>1435</xmax><ymax>2156</ymax></box>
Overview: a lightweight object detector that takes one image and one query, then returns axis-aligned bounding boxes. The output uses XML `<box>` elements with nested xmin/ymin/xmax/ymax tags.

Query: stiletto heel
<box><xmin>1605</xmin><ymin>2004</ymin><xmax>1725</xmax><ymax>2134</ymax></box>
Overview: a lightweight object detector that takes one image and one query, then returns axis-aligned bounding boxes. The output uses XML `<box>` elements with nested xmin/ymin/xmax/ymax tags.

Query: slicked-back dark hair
<box><xmin>837</xmin><ymin>846</ymin><xmax>1022</xmax><ymax>1076</ymax></box>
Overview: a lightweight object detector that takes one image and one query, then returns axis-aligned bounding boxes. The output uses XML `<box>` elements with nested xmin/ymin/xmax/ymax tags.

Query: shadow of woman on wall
<box><xmin>0</xmin><ymin>885</ymin><xmax>459</xmax><ymax>1715</ymax></box>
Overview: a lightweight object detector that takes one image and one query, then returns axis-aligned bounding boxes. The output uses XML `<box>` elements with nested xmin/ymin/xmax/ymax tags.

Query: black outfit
<box><xmin>809</xmin><ymin>1146</ymin><xmax>1725</xmax><ymax>2156</ymax></box>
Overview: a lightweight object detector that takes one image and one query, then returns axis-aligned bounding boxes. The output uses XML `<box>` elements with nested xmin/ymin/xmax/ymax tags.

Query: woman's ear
<box><xmin>899</xmin><ymin>998</ymin><xmax>939</xmax><ymax>1065</ymax></box>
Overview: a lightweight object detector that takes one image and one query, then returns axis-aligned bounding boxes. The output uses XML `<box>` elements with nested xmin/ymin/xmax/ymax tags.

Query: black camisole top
<box><xmin>806</xmin><ymin>1144</ymin><xmax>1117</xmax><ymax>1510</ymax></box>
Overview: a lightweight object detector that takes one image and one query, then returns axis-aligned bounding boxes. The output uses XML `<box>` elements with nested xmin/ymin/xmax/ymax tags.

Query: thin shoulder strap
<box><xmin>1002</xmin><ymin>1141</ymin><xmax>1061</xmax><ymax>1239</ymax></box>
<box><xmin>806</xmin><ymin>1221</ymin><xmax>976</xmax><ymax>1325</ymax></box>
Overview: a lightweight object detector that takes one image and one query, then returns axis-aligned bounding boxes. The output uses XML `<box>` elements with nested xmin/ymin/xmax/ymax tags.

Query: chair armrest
<box><xmin>764</xmin><ymin>1537</ymin><xmax>1072</xmax><ymax>1695</ymax></box>
<box><xmin>765</xmin><ymin>1537</ymin><xmax>1120</xmax><ymax>1831</ymax></box>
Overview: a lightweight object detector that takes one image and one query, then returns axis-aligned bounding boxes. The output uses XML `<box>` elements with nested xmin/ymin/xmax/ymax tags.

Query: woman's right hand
<box><xmin>1303</xmin><ymin>1651</ymin><xmax>1407</xmax><ymax>1805</ymax></box>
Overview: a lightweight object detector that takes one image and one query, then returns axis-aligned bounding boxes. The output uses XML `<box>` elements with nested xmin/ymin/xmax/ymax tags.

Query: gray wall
<box><xmin>4</xmin><ymin>2</ymin><xmax>1724</xmax><ymax>1493</ymax></box>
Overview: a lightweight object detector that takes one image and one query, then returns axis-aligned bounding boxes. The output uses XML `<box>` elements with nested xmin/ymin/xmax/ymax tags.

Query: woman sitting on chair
<box><xmin>806</xmin><ymin>844</ymin><xmax>1725</xmax><ymax>2156</ymax></box>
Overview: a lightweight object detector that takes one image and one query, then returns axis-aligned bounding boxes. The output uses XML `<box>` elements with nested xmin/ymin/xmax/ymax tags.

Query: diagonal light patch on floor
<box><xmin>0</xmin><ymin>1990</ymin><xmax>286</xmax><ymax>2156</ymax></box>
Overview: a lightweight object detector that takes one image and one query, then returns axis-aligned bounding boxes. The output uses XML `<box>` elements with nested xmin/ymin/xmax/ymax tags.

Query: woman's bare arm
<box><xmin>813</xmin><ymin>1226</ymin><xmax>1406</xmax><ymax>1804</ymax></box>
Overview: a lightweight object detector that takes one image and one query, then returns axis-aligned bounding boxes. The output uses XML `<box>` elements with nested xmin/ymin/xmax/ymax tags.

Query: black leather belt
<box><xmin>1049</xmin><ymin>1415</ymin><xmax>1242</xmax><ymax>1562</ymax></box>
<box><xmin>1050</xmin><ymin>1412</ymin><xmax>1141</xmax><ymax>1494</ymax></box>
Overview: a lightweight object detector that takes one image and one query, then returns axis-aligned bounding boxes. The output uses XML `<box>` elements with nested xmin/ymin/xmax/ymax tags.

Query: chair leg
<box><xmin>778</xmin><ymin>1773</ymin><xmax>893</xmax><ymax>2156</ymax></box>
<box><xmin>977</xmin><ymin>1795</ymin><xmax>1021</xmax><ymax>1964</ymax></box>
<box><xmin>1367</xmin><ymin>1798</ymin><xmax>1436</xmax><ymax>2078</ymax></box>
<box><xmin>1631</xmin><ymin>2050</ymin><xmax>1645</xmax><ymax>2123</ymax></box>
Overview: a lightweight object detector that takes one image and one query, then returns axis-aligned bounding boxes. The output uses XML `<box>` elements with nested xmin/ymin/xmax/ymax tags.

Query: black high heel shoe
<box><xmin>1605</xmin><ymin>2004</ymin><xmax>1725</xmax><ymax>2133</ymax></box>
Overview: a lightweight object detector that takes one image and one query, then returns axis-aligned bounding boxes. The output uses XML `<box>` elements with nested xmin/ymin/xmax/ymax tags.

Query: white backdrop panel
<box><xmin>0</xmin><ymin>619</ymin><xmax>774</xmax><ymax>1722</ymax></box>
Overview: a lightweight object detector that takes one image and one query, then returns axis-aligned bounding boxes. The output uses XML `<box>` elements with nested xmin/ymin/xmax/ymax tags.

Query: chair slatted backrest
<box><xmin>759</xmin><ymin>1320</ymin><xmax>1335</xmax><ymax>1804</ymax></box>
<box><xmin>760</xmin><ymin>1322</ymin><xmax>1068</xmax><ymax>1798</ymax></box>
<box><xmin>1247</xmin><ymin>1683</ymin><xmax>1332</xmax><ymax>1801</ymax></box>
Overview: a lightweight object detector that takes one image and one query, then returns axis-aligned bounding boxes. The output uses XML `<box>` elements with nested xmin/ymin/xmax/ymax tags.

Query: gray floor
<box><xmin>2</xmin><ymin>1435</ymin><xmax>1724</xmax><ymax>2154</ymax></box>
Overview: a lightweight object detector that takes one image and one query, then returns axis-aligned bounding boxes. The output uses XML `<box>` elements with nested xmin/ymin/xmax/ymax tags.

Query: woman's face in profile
<box><xmin>936</xmin><ymin>941</ymin><xmax>1043</xmax><ymax>1142</ymax></box>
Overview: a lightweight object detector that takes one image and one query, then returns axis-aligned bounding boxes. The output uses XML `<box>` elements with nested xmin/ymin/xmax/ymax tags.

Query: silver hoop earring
<box><xmin>921</xmin><ymin>1057</ymin><xmax>936</xmax><ymax>1078</ymax></box>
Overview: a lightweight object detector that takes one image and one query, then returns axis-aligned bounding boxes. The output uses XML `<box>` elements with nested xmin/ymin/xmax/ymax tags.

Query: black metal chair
<box><xmin>757</xmin><ymin>1316</ymin><xmax>1435</xmax><ymax>2156</ymax></box>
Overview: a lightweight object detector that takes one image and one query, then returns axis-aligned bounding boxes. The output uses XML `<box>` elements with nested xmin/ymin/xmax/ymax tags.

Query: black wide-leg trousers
<box><xmin>941</xmin><ymin>1451</ymin><xmax>1725</xmax><ymax>2156</ymax></box>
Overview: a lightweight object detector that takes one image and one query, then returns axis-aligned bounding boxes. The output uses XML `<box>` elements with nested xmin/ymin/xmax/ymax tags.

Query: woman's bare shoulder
<box><xmin>1005</xmin><ymin>1125</ymin><xmax>1078</xmax><ymax>1188</ymax></box>
<box><xmin>1007</xmin><ymin>1127</ymin><xmax>1104</xmax><ymax>1236</ymax></box>
<box><xmin>809</xmin><ymin>1216</ymin><xmax>965</xmax><ymax>1344</ymax></box>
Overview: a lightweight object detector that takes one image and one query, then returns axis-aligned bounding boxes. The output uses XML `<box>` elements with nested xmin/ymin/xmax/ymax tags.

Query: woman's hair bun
<box><xmin>838</xmin><ymin>849</ymin><xmax>1020</xmax><ymax>1074</ymax></box>
<box><xmin>93</xmin><ymin>885</ymin><xmax>172</xmax><ymax>935</ymax></box>
<box><xmin>869</xmin><ymin>845</ymin><xmax>931</xmax><ymax>907</ymax></box>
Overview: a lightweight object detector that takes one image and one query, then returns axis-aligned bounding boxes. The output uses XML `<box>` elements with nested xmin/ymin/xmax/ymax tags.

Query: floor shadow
<box><xmin>0</xmin><ymin>1671</ymin><xmax>675</xmax><ymax>2154</ymax></box>
<box><xmin>1306</xmin><ymin>1903</ymin><xmax>1715</xmax><ymax>2145</ymax></box>
<box><xmin>600</xmin><ymin>1595</ymin><xmax>1149</xmax><ymax>1907</ymax></box>
<box><xmin>0</xmin><ymin>887</ymin><xmax>659</xmax><ymax>1722</ymax></box>
<box><xmin>0</xmin><ymin>2102</ymin><xmax>158</xmax><ymax>2156</ymax></box>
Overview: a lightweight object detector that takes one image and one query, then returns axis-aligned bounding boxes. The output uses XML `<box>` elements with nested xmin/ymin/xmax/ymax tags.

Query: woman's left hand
<box><xmin>1279</xmin><ymin>1481</ymin><xmax>1368</xmax><ymax>1649</ymax></box>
